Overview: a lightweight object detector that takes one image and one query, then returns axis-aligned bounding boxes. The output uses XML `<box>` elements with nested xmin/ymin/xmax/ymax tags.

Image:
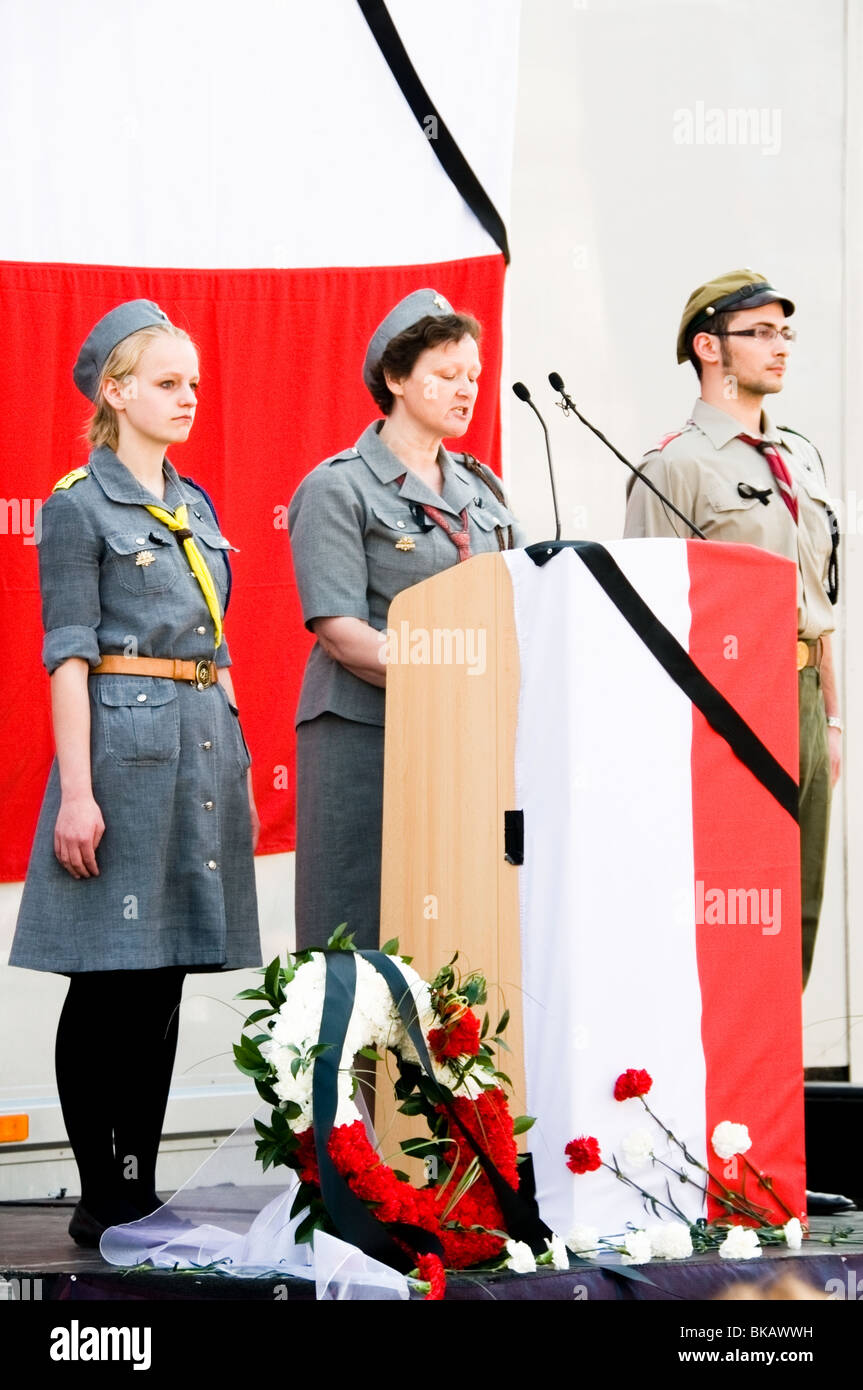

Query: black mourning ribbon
<box><xmin>571</xmin><ymin>543</ymin><xmax>799</xmax><ymax>822</ymax></box>
<box><xmin>309</xmin><ymin>949</ymin><xmax>551</xmax><ymax>1272</ymax></box>
<box><xmin>737</xmin><ymin>482</ymin><xmax>773</xmax><ymax>506</ymax></box>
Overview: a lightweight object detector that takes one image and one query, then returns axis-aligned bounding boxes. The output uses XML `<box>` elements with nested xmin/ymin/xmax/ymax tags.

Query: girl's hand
<box><xmin>828</xmin><ymin>725</ymin><xmax>842</xmax><ymax>788</ymax></box>
<box><xmin>54</xmin><ymin>795</ymin><xmax>105</xmax><ymax>878</ymax></box>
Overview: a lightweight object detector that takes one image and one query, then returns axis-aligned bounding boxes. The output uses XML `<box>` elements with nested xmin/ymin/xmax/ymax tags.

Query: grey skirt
<box><xmin>294</xmin><ymin>714</ymin><xmax>384</xmax><ymax>953</ymax></box>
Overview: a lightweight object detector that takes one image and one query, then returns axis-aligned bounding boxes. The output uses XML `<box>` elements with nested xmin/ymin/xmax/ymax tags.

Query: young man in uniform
<box><xmin>624</xmin><ymin>270</ymin><xmax>849</xmax><ymax>1214</ymax></box>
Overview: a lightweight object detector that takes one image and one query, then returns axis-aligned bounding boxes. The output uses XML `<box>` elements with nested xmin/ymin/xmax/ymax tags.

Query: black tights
<box><xmin>56</xmin><ymin>967</ymin><xmax>186</xmax><ymax>1222</ymax></box>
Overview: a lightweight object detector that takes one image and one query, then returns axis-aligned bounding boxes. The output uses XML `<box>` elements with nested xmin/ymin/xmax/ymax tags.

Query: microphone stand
<box><xmin>547</xmin><ymin>372</ymin><xmax>706</xmax><ymax>540</ymax></box>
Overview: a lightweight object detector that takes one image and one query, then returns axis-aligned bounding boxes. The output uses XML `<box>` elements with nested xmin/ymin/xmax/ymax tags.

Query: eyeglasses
<box><xmin>712</xmin><ymin>326</ymin><xmax>797</xmax><ymax>343</ymax></box>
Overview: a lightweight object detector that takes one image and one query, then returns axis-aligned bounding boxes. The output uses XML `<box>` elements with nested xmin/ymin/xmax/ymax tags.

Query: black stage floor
<box><xmin>2</xmin><ymin>1198</ymin><xmax>863</xmax><ymax>1301</ymax></box>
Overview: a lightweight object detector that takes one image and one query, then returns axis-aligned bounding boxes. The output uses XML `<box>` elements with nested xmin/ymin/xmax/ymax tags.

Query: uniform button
<box><xmin>396</xmin><ymin>520</ymin><xmax>406</xmax><ymax>529</ymax></box>
<box><xmin>207</xmin><ymin>859</ymin><xmax>218</xmax><ymax>870</ymax></box>
<box><xmin>135</xmin><ymin>536</ymin><xmax>147</xmax><ymax>545</ymax></box>
<box><xmin>201</xmin><ymin>741</ymin><xmax>213</xmax><ymax>750</ymax></box>
<box><xmin>136</xmin><ymin>693</ymin><xmax>147</xmax><ymax>703</ymax></box>
<box><xmin>203</xmin><ymin>800</ymin><xmax>214</xmax><ymax>810</ymax></box>
<box><xmin>195</xmin><ymin>626</ymin><xmax>206</xmax><ymax>635</ymax></box>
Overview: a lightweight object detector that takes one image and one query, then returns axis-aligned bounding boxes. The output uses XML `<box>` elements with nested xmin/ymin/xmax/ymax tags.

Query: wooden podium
<box><xmin>376</xmin><ymin>553</ymin><xmax>526</xmax><ymax>1157</ymax></box>
<box><xmin>375</xmin><ymin>543</ymin><xmax>807</xmax><ymax>1236</ymax></box>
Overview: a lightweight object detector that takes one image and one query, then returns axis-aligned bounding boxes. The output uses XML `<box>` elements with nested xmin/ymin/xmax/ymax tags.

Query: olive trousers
<box><xmin>799</xmin><ymin>668</ymin><xmax>832</xmax><ymax>990</ymax></box>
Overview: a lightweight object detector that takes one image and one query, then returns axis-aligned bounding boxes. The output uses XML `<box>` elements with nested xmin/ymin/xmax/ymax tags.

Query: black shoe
<box><xmin>806</xmin><ymin>1189</ymin><xmax>857</xmax><ymax>1215</ymax></box>
<box><xmin>68</xmin><ymin>1203</ymin><xmax>106</xmax><ymax>1248</ymax></box>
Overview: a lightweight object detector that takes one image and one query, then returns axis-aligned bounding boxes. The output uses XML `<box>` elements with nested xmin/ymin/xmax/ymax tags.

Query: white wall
<box><xmin>507</xmin><ymin>0</ymin><xmax>855</xmax><ymax>1071</ymax></box>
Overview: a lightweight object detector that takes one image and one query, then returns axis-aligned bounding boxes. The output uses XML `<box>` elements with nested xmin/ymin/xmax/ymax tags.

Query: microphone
<box><xmin>547</xmin><ymin>372</ymin><xmax>706</xmax><ymax>540</ymax></box>
<box><xmin>511</xmin><ymin>381</ymin><xmax>561</xmax><ymax>541</ymax></box>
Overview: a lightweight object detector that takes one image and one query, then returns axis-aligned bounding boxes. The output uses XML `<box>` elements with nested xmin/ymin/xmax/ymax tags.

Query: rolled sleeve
<box><xmin>42</xmin><ymin>625</ymin><xmax>101</xmax><ymax>674</ymax></box>
<box><xmin>37</xmin><ymin>492</ymin><xmax>102</xmax><ymax>674</ymax></box>
<box><xmin>288</xmin><ymin>466</ymin><xmax>370</xmax><ymax>629</ymax></box>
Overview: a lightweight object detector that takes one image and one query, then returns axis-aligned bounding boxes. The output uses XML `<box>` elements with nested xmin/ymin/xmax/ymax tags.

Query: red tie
<box><xmin>395</xmin><ymin>476</ymin><xmax>472</xmax><ymax>562</ymax></box>
<box><xmin>738</xmin><ymin>434</ymin><xmax>799</xmax><ymax>524</ymax></box>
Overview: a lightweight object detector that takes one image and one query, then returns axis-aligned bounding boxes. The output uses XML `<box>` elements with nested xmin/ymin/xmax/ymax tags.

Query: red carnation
<box><xmin>613</xmin><ymin>1068</ymin><xmax>653</xmax><ymax>1102</ymax></box>
<box><xmin>415</xmin><ymin>1253</ymin><xmax>446</xmax><ymax>1301</ymax></box>
<box><xmin>428</xmin><ymin>1008</ymin><xmax>482</xmax><ymax>1061</ymax></box>
<box><xmin>565</xmin><ymin>1135</ymin><xmax>602</xmax><ymax>1174</ymax></box>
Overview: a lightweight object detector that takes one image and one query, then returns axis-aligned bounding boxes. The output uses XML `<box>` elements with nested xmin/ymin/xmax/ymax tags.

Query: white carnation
<box><xmin>711</xmin><ymin>1121</ymin><xmax>752</xmax><ymax>1161</ymax></box>
<box><xmin>719</xmin><ymin>1225</ymin><xmax>761</xmax><ymax>1260</ymax></box>
<box><xmin>783</xmin><ymin>1217</ymin><xmax>803</xmax><ymax>1251</ymax></box>
<box><xmin>621</xmin><ymin>1128</ymin><xmax>654</xmax><ymax>1169</ymax></box>
<box><xmin>621</xmin><ymin>1229</ymin><xmax>652</xmax><ymax>1265</ymax></box>
<box><xmin>546</xmin><ymin>1234</ymin><xmax>569</xmax><ymax>1270</ymax></box>
<box><xmin>566</xmin><ymin>1224</ymin><xmax>600</xmax><ymax>1255</ymax></box>
<box><xmin>505</xmin><ymin>1239</ymin><xmax>536</xmax><ymax>1274</ymax></box>
<box><xmin>648</xmin><ymin>1223</ymin><xmax>693</xmax><ymax>1260</ymax></box>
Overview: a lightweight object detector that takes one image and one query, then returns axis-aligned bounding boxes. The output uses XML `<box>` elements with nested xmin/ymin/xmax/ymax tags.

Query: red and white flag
<box><xmin>0</xmin><ymin>0</ymin><xmax>520</xmax><ymax>881</ymax></box>
<box><xmin>505</xmin><ymin>540</ymin><xmax>805</xmax><ymax>1237</ymax></box>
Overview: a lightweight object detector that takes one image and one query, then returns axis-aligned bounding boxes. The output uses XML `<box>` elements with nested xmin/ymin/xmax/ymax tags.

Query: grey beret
<box><xmin>362</xmin><ymin>288</ymin><xmax>454</xmax><ymax>389</ymax></box>
<box><xmin>73</xmin><ymin>299</ymin><xmax>172</xmax><ymax>401</ymax></box>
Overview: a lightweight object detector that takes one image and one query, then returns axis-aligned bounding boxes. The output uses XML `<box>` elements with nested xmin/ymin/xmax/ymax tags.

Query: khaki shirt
<box><xmin>288</xmin><ymin>420</ymin><xmax>525</xmax><ymax>727</ymax></box>
<box><xmin>624</xmin><ymin>398</ymin><xmax>836</xmax><ymax>639</ymax></box>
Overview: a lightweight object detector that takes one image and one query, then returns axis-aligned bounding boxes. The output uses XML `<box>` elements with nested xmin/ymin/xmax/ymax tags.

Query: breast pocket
<box><xmin>468</xmin><ymin>503</ymin><xmax>514</xmax><ymax>548</ymax></box>
<box><xmin>193</xmin><ymin>528</ymin><xmax>236</xmax><ymax>610</ymax></box>
<box><xmin>702</xmin><ymin>480</ymin><xmax>778</xmax><ymax>542</ymax></box>
<box><xmin>97</xmin><ymin>677</ymin><xmax>180</xmax><ymax>765</ymax></box>
<box><xmin>106</xmin><ymin>533</ymin><xmax>178</xmax><ymax>595</ymax></box>
<box><xmin>366</xmin><ymin>503</ymin><xmax>427</xmax><ymax>575</ymax></box>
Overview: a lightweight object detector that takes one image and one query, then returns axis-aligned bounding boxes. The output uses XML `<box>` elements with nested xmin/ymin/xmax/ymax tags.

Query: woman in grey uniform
<box><xmin>288</xmin><ymin>289</ymin><xmax>525</xmax><ymax>953</ymax></box>
<box><xmin>11</xmin><ymin>301</ymin><xmax>260</xmax><ymax>1244</ymax></box>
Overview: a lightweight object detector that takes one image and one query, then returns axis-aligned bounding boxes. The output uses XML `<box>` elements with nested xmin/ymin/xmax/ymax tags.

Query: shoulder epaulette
<box><xmin>52</xmin><ymin>466</ymin><xmax>89</xmax><ymax>491</ymax></box>
<box><xmin>325</xmin><ymin>448</ymin><xmax>360</xmax><ymax>467</ymax></box>
<box><xmin>777</xmin><ymin>425</ymin><xmax>828</xmax><ymax>481</ymax></box>
<box><xmin>650</xmin><ymin>430</ymin><xmax>685</xmax><ymax>453</ymax></box>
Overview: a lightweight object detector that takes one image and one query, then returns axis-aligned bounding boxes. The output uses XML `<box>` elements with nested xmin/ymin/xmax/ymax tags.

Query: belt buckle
<box><xmin>194</xmin><ymin>659</ymin><xmax>213</xmax><ymax>690</ymax></box>
<box><xmin>796</xmin><ymin>640</ymin><xmax>809</xmax><ymax>671</ymax></box>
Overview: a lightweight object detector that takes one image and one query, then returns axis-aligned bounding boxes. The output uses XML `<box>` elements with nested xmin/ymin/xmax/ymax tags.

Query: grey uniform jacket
<box><xmin>10</xmin><ymin>446</ymin><xmax>261</xmax><ymax>974</ymax></box>
<box><xmin>288</xmin><ymin>420</ymin><xmax>526</xmax><ymax>727</ymax></box>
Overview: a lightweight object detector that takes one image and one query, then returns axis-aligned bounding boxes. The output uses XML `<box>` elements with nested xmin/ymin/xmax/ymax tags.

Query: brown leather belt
<box><xmin>92</xmin><ymin>655</ymin><xmax>219</xmax><ymax>689</ymax></box>
<box><xmin>796</xmin><ymin>638</ymin><xmax>823</xmax><ymax>672</ymax></box>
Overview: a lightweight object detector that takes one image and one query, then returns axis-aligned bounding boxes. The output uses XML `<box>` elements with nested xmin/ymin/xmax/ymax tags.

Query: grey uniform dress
<box><xmin>10</xmin><ymin>445</ymin><xmax>261</xmax><ymax>974</ymax></box>
<box><xmin>288</xmin><ymin>420</ymin><xmax>525</xmax><ymax>951</ymax></box>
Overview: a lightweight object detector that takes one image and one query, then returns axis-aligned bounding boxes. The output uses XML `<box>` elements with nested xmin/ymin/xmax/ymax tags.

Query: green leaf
<box><xmin>493</xmin><ymin>1070</ymin><xmax>513</xmax><ymax>1087</ymax></box>
<box><xmin>295</xmin><ymin>1211</ymin><xmax>326</xmax><ymax>1245</ymax></box>
<box><xmin>491</xmin><ymin>1036</ymin><xmax>511</xmax><ymax>1053</ymax></box>
<box><xmin>358</xmin><ymin>1047</ymin><xmax>382</xmax><ymax>1061</ymax></box>
<box><xmin>263</xmin><ymin>955</ymin><xmax>282</xmax><ymax>1002</ymax></box>
<box><xmin>308</xmin><ymin>1043</ymin><xmax>333</xmax><ymax>1058</ymax></box>
<box><xmin>326</xmin><ymin>922</ymin><xmax>356</xmax><ymax>951</ymax></box>
<box><xmin>495</xmin><ymin>1008</ymin><xmax>510</xmax><ymax>1035</ymax></box>
<box><xmin>380</xmin><ymin>938</ymin><xmax>400</xmax><ymax>956</ymax></box>
<box><xmin>480</xmin><ymin>1012</ymin><xmax>489</xmax><ymax>1040</ymax></box>
<box><xmin>290</xmin><ymin>1057</ymin><xmax>302</xmax><ymax>1079</ymax></box>
<box><xmin>397</xmin><ymin>1096</ymin><xmax>425</xmax><ymax>1117</ymax></box>
<box><xmin>399</xmin><ymin>1138</ymin><xmax>444</xmax><ymax>1159</ymax></box>
<box><xmin>235</xmin><ymin>988</ymin><xmax>269</xmax><ymax>1001</ymax></box>
<box><xmin>244</xmin><ymin>1008</ymin><xmax>274</xmax><ymax>1025</ymax></box>
<box><xmin>511</xmin><ymin>1115</ymin><xmax>536</xmax><ymax>1136</ymax></box>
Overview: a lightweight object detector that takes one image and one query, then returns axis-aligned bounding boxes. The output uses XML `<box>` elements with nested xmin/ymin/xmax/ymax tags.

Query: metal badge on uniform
<box><xmin>135</xmin><ymin>549</ymin><xmax>156</xmax><ymax>567</ymax></box>
<box><xmin>395</xmin><ymin>536</ymin><xmax>416</xmax><ymax>552</ymax></box>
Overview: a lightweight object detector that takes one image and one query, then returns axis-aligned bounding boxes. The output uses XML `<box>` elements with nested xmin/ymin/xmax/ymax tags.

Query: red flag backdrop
<box><xmin>0</xmin><ymin>253</ymin><xmax>506</xmax><ymax>879</ymax></box>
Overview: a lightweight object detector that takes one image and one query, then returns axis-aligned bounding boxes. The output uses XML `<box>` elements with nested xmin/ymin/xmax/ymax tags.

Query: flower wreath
<box><xmin>233</xmin><ymin>932</ymin><xmax>551</xmax><ymax>1298</ymax></box>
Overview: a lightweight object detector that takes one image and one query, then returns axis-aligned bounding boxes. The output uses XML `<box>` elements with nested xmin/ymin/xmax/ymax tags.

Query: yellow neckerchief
<box><xmin>143</xmin><ymin>502</ymin><xmax>223</xmax><ymax>648</ymax></box>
